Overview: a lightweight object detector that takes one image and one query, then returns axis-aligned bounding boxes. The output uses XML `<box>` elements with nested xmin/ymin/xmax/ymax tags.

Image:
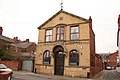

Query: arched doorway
<box><xmin>53</xmin><ymin>45</ymin><xmax>65</xmax><ymax>75</ymax></box>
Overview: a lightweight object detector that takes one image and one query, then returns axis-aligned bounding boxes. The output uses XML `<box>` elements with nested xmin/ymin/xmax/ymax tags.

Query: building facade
<box><xmin>117</xmin><ymin>15</ymin><xmax>120</xmax><ymax>72</ymax></box>
<box><xmin>35</xmin><ymin>10</ymin><xmax>96</xmax><ymax>77</ymax></box>
<box><xmin>0</xmin><ymin>27</ymin><xmax>15</xmax><ymax>50</ymax></box>
<box><xmin>107</xmin><ymin>52</ymin><xmax>118</xmax><ymax>69</ymax></box>
<box><xmin>100</xmin><ymin>52</ymin><xmax>118</xmax><ymax>70</ymax></box>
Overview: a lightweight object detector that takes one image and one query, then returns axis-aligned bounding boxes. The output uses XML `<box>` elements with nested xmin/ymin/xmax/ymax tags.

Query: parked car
<box><xmin>0</xmin><ymin>64</ymin><xmax>13</xmax><ymax>80</ymax></box>
<box><xmin>106</xmin><ymin>66</ymin><xmax>112</xmax><ymax>70</ymax></box>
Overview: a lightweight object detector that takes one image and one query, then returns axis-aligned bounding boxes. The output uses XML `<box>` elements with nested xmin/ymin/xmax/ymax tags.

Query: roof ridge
<box><xmin>0</xmin><ymin>35</ymin><xmax>15</xmax><ymax>42</ymax></box>
<box><xmin>15</xmin><ymin>42</ymin><xmax>35</xmax><ymax>48</ymax></box>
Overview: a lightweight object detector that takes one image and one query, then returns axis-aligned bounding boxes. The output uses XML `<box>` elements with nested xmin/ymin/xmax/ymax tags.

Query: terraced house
<box><xmin>35</xmin><ymin>10</ymin><xmax>96</xmax><ymax>77</ymax></box>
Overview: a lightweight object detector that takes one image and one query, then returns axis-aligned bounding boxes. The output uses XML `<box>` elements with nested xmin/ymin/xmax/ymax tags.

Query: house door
<box><xmin>53</xmin><ymin>45</ymin><xmax>65</xmax><ymax>75</ymax></box>
<box><xmin>54</xmin><ymin>52</ymin><xmax>65</xmax><ymax>75</ymax></box>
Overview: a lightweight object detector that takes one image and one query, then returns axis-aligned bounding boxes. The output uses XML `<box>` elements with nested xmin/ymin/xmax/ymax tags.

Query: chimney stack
<box><xmin>13</xmin><ymin>36</ymin><xmax>19</xmax><ymax>42</ymax></box>
<box><xmin>26</xmin><ymin>39</ymin><xmax>29</xmax><ymax>42</ymax></box>
<box><xmin>89</xmin><ymin>16</ymin><xmax>92</xmax><ymax>28</ymax></box>
<box><xmin>0</xmin><ymin>26</ymin><xmax>3</xmax><ymax>35</ymax></box>
<box><xmin>22</xmin><ymin>39</ymin><xmax>30</xmax><ymax>43</ymax></box>
<box><xmin>118</xmin><ymin>15</ymin><xmax>120</xmax><ymax>28</ymax></box>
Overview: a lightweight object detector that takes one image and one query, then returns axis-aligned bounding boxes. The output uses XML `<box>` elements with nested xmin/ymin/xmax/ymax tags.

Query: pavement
<box><xmin>12</xmin><ymin>71</ymin><xmax>92</xmax><ymax>80</ymax></box>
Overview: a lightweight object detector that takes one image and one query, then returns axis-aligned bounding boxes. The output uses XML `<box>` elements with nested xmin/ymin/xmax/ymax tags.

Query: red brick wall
<box><xmin>0</xmin><ymin>61</ymin><xmax>22</xmax><ymax>71</ymax></box>
<box><xmin>5</xmin><ymin>43</ymin><xmax>36</xmax><ymax>54</ymax></box>
<box><xmin>94</xmin><ymin>54</ymin><xmax>103</xmax><ymax>75</ymax></box>
<box><xmin>0</xmin><ymin>39</ymin><xmax>10</xmax><ymax>50</ymax></box>
<box><xmin>106</xmin><ymin>52</ymin><xmax>118</xmax><ymax>69</ymax></box>
<box><xmin>89</xmin><ymin>22</ymin><xmax>96</xmax><ymax>77</ymax></box>
<box><xmin>26</xmin><ymin>43</ymin><xmax>36</xmax><ymax>52</ymax></box>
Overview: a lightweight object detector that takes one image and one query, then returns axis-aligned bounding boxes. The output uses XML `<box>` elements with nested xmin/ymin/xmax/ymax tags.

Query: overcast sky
<box><xmin>0</xmin><ymin>0</ymin><xmax>120</xmax><ymax>53</ymax></box>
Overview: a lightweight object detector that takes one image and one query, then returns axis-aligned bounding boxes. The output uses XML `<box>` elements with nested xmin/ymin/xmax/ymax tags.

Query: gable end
<box><xmin>38</xmin><ymin>10</ymin><xmax>89</xmax><ymax>29</ymax></box>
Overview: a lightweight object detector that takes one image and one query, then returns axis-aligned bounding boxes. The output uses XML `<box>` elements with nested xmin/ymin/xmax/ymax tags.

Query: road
<box><xmin>12</xmin><ymin>70</ymin><xmax>120</xmax><ymax>80</ymax></box>
<box><xmin>11</xmin><ymin>71</ymin><xmax>89</xmax><ymax>80</ymax></box>
<box><xmin>93</xmin><ymin>70</ymin><xmax>120</xmax><ymax>80</ymax></box>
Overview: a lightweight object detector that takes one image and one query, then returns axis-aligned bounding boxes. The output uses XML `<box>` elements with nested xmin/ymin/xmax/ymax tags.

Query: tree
<box><xmin>0</xmin><ymin>49</ymin><xmax>6</xmax><ymax>59</ymax></box>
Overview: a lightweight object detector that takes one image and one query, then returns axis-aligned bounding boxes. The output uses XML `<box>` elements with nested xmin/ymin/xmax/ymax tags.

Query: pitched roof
<box><xmin>38</xmin><ymin>10</ymin><xmax>89</xmax><ymax>29</ymax></box>
<box><xmin>95</xmin><ymin>54</ymin><xmax>102</xmax><ymax>58</ymax></box>
<box><xmin>15</xmin><ymin>42</ymin><xmax>35</xmax><ymax>48</ymax></box>
<box><xmin>0</xmin><ymin>35</ymin><xmax>15</xmax><ymax>43</ymax></box>
<box><xmin>99</xmin><ymin>53</ymin><xmax>110</xmax><ymax>59</ymax></box>
<box><xmin>6</xmin><ymin>43</ymin><xmax>17</xmax><ymax>47</ymax></box>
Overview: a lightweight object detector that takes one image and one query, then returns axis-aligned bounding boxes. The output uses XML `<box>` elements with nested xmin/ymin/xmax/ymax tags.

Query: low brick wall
<box><xmin>0</xmin><ymin>61</ymin><xmax>22</xmax><ymax>71</ymax></box>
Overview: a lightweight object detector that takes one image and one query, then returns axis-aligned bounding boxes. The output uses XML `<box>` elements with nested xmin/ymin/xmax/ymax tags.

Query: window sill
<box><xmin>67</xmin><ymin>65</ymin><xmax>79</xmax><ymax>68</ymax></box>
<box><xmin>45</xmin><ymin>41</ymin><xmax>53</xmax><ymax>43</ymax></box>
<box><xmin>65</xmin><ymin>66</ymin><xmax>90</xmax><ymax>68</ymax></box>
<box><xmin>43</xmin><ymin>64</ymin><xmax>53</xmax><ymax>66</ymax></box>
<box><xmin>70</xmin><ymin>39</ymin><xmax>79</xmax><ymax>41</ymax></box>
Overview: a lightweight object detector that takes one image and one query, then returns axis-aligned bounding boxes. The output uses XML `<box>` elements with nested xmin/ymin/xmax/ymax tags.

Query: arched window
<box><xmin>43</xmin><ymin>50</ymin><xmax>50</xmax><ymax>64</ymax></box>
<box><xmin>69</xmin><ymin>50</ymin><xmax>79</xmax><ymax>66</ymax></box>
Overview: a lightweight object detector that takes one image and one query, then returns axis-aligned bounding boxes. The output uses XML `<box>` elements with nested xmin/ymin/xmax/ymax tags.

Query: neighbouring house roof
<box><xmin>99</xmin><ymin>53</ymin><xmax>110</xmax><ymax>59</ymax></box>
<box><xmin>38</xmin><ymin>10</ymin><xmax>89</xmax><ymax>29</ymax></box>
<box><xmin>95</xmin><ymin>54</ymin><xmax>102</xmax><ymax>59</ymax></box>
<box><xmin>5</xmin><ymin>40</ymin><xmax>36</xmax><ymax>49</ymax></box>
<box><xmin>6</xmin><ymin>43</ymin><xmax>17</xmax><ymax>47</ymax></box>
<box><xmin>99</xmin><ymin>51</ymin><xmax>118</xmax><ymax>59</ymax></box>
<box><xmin>0</xmin><ymin>35</ymin><xmax>15</xmax><ymax>43</ymax></box>
<box><xmin>15</xmin><ymin>42</ymin><xmax>35</xmax><ymax>48</ymax></box>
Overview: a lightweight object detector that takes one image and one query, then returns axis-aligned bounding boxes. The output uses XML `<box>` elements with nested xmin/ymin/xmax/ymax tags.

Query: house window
<box><xmin>45</xmin><ymin>29</ymin><xmax>52</xmax><ymax>42</ymax></box>
<box><xmin>69</xmin><ymin>50</ymin><xmax>79</xmax><ymax>66</ymax></box>
<box><xmin>70</xmin><ymin>26</ymin><xmax>79</xmax><ymax>40</ymax></box>
<box><xmin>57</xmin><ymin>26</ymin><xmax>64</xmax><ymax>40</ymax></box>
<box><xmin>43</xmin><ymin>50</ymin><xmax>51</xmax><ymax>64</ymax></box>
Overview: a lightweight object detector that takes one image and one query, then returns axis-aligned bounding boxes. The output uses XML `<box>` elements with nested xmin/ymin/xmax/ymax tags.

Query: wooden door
<box><xmin>54</xmin><ymin>52</ymin><xmax>64</xmax><ymax>75</ymax></box>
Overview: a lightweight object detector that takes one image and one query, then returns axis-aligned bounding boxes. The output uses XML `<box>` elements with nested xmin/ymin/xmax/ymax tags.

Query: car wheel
<box><xmin>8</xmin><ymin>76</ymin><xmax>11</xmax><ymax>80</ymax></box>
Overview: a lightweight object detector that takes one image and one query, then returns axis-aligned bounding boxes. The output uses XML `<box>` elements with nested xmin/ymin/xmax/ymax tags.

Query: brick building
<box><xmin>0</xmin><ymin>26</ymin><xmax>36</xmax><ymax>71</ymax></box>
<box><xmin>106</xmin><ymin>51</ymin><xmax>118</xmax><ymax>69</ymax></box>
<box><xmin>35</xmin><ymin>10</ymin><xmax>96</xmax><ymax>77</ymax></box>
<box><xmin>94</xmin><ymin>54</ymin><xmax>103</xmax><ymax>74</ymax></box>
<box><xmin>0</xmin><ymin>27</ymin><xmax>36</xmax><ymax>60</ymax></box>
<box><xmin>99</xmin><ymin>51</ymin><xmax>118</xmax><ymax>70</ymax></box>
<box><xmin>0</xmin><ymin>27</ymin><xmax>15</xmax><ymax>50</ymax></box>
<box><xmin>117</xmin><ymin>15</ymin><xmax>120</xmax><ymax>72</ymax></box>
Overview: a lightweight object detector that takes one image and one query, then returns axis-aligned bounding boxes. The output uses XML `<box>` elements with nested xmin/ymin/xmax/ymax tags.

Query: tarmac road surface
<box><xmin>93</xmin><ymin>70</ymin><xmax>120</xmax><ymax>80</ymax></box>
<box><xmin>12</xmin><ymin>71</ymin><xmax>91</xmax><ymax>80</ymax></box>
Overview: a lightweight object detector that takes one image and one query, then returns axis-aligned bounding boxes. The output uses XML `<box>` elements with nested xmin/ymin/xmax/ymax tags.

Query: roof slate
<box><xmin>0</xmin><ymin>35</ymin><xmax>15</xmax><ymax>43</ymax></box>
<box><xmin>15</xmin><ymin>42</ymin><xmax>35</xmax><ymax>48</ymax></box>
<box><xmin>0</xmin><ymin>35</ymin><xmax>35</xmax><ymax>49</ymax></box>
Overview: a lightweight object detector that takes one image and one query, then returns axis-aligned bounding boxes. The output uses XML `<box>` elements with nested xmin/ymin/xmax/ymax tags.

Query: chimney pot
<box><xmin>26</xmin><ymin>39</ymin><xmax>29</xmax><ymax>42</ymax></box>
<box><xmin>0</xmin><ymin>27</ymin><xmax>3</xmax><ymax>35</ymax></box>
